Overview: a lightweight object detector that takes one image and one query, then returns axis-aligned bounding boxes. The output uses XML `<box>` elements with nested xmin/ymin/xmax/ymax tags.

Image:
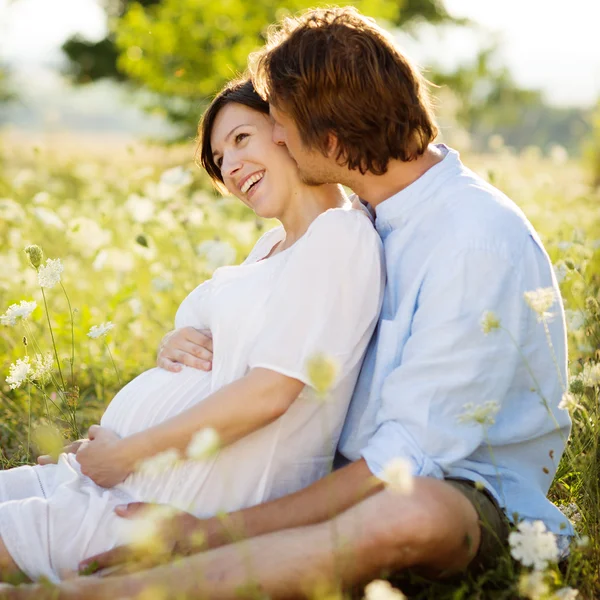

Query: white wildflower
<box><xmin>364</xmin><ymin>580</ymin><xmax>406</xmax><ymax>600</ymax></box>
<box><xmin>33</xmin><ymin>207</ymin><xmax>65</xmax><ymax>229</ymax></box>
<box><xmin>0</xmin><ymin>198</ymin><xmax>26</xmax><ymax>223</ymax></box>
<box><xmin>128</xmin><ymin>298</ymin><xmax>142</xmax><ymax>316</ymax></box>
<box><xmin>380</xmin><ymin>458</ymin><xmax>414</xmax><ymax>495</ymax></box>
<box><xmin>558</xmin><ymin>503</ymin><xmax>582</xmax><ymax>524</ymax></box>
<box><xmin>137</xmin><ymin>449</ymin><xmax>180</xmax><ymax>476</ymax></box>
<box><xmin>1</xmin><ymin>300</ymin><xmax>37</xmax><ymax>326</ymax></box>
<box><xmin>6</xmin><ymin>357</ymin><xmax>31</xmax><ymax>389</ymax></box>
<box><xmin>37</xmin><ymin>258</ymin><xmax>64</xmax><ymax>288</ymax></box>
<box><xmin>553</xmin><ymin>262</ymin><xmax>568</xmax><ymax>284</ymax></box>
<box><xmin>558</xmin><ymin>392</ymin><xmax>581</xmax><ymax>412</ymax></box>
<box><xmin>488</xmin><ymin>134</ymin><xmax>504</xmax><ymax>152</ymax></box>
<box><xmin>93</xmin><ymin>248</ymin><xmax>136</xmax><ymax>273</ymax></box>
<box><xmin>553</xmin><ymin>587</ymin><xmax>579</xmax><ymax>600</ymax></box>
<box><xmin>549</xmin><ymin>144</ymin><xmax>568</xmax><ymax>165</ymax></box>
<box><xmin>125</xmin><ymin>194</ymin><xmax>155</xmax><ymax>224</ymax></box>
<box><xmin>509</xmin><ymin>520</ymin><xmax>559</xmax><ymax>571</ymax></box>
<box><xmin>518</xmin><ymin>570</ymin><xmax>549</xmax><ymax>600</ymax></box>
<box><xmin>457</xmin><ymin>400</ymin><xmax>500</xmax><ymax>427</ymax></box>
<box><xmin>187</xmin><ymin>428</ymin><xmax>221</xmax><ymax>461</ymax></box>
<box><xmin>557</xmin><ymin>241</ymin><xmax>573</xmax><ymax>251</ymax></box>
<box><xmin>480</xmin><ymin>310</ymin><xmax>501</xmax><ymax>334</ymax></box>
<box><xmin>564</xmin><ymin>309</ymin><xmax>586</xmax><ymax>332</ymax></box>
<box><xmin>306</xmin><ymin>353</ymin><xmax>340</xmax><ymax>397</ymax></box>
<box><xmin>160</xmin><ymin>166</ymin><xmax>193</xmax><ymax>188</ymax></box>
<box><xmin>32</xmin><ymin>191</ymin><xmax>50</xmax><ymax>205</ymax></box>
<box><xmin>196</xmin><ymin>240</ymin><xmax>236</xmax><ymax>270</ymax></box>
<box><xmin>117</xmin><ymin>504</ymin><xmax>178</xmax><ymax>553</ymax></box>
<box><xmin>151</xmin><ymin>277</ymin><xmax>174</xmax><ymax>292</ymax></box>
<box><xmin>87</xmin><ymin>322</ymin><xmax>115</xmax><ymax>339</ymax></box>
<box><xmin>524</xmin><ymin>287</ymin><xmax>555</xmax><ymax>320</ymax></box>
<box><xmin>31</xmin><ymin>353</ymin><xmax>54</xmax><ymax>383</ymax></box>
<box><xmin>67</xmin><ymin>217</ymin><xmax>112</xmax><ymax>256</ymax></box>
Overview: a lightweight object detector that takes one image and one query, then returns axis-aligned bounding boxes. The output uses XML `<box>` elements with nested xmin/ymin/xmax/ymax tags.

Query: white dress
<box><xmin>0</xmin><ymin>207</ymin><xmax>384</xmax><ymax>582</ymax></box>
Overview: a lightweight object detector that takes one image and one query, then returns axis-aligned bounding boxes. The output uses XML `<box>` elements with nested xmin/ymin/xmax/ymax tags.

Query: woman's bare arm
<box><xmin>76</xmin><ymin>368</ymin><xmax>304</xmax><ymax>486</ymax></box>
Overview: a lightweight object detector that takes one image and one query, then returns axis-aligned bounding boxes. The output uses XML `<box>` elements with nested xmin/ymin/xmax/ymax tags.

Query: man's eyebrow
<box><xmin>212</xmin><ymin>124</ymin><xmax>251</xmax><ymax>158</ymax></box>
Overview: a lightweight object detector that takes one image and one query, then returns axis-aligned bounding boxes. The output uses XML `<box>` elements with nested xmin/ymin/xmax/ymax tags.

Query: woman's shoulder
<box><xmin>307</xmin><ymin>205</ymin><xmax>379</xmax><ymax>243</ymax></box>
<box><xmin>244</xmin><ymin>225</ymin><xmax>285</xmax><ymax>264</ymax></box>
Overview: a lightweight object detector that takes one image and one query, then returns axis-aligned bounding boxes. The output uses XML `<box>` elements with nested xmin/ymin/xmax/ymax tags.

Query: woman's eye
<box><xmin>216</xmin><ymin>157</ymin><xmax>223</xmax><ymax>169</ymax></box>
<box><xmin>235</xmin><ymin>132</ymin><xmax>249</xmax><ymax>144</ymax></box>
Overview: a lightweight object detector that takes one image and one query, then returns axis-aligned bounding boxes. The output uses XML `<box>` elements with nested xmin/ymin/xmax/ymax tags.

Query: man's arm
<box><xmin>206</xmin><ymin>458</ymin><xmax>381</xmax><ymax>546</ymax></box>
<box><xmin>80</xmin><ymin>458</ymin><xmax>382</xmax><ymax>573</ymax></box>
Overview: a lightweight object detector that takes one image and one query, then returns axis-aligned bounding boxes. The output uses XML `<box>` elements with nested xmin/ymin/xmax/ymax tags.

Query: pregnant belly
<box><xmin>101</xmin><ymin>366</ymin><xmax>213</xmax><ymax>438</ymax></box>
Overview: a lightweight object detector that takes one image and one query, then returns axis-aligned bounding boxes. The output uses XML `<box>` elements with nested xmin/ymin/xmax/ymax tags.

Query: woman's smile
<box><xmin>246</xmin><ymin>172</ymin><xmax>265</xmax><ymax>201</ymax></box>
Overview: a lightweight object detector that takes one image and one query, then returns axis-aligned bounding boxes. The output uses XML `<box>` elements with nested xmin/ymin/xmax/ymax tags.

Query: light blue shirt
<box><xmin>339</xmin><ymin>145</ymin><xmax>573</xmax><ymax>537</ymax></box>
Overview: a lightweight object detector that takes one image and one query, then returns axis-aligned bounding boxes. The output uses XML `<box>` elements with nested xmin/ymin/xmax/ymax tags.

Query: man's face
<box><xmin>269</xmin><ymin>104</ymin><xmax>338</xmax><ymax>187</ymax></box>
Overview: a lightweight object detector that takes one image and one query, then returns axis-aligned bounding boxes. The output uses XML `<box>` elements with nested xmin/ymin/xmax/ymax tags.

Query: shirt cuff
<box><xmin>360</xmin><ymin>421</ymin><xmax>445</xmax><ymax>480</ymax></box>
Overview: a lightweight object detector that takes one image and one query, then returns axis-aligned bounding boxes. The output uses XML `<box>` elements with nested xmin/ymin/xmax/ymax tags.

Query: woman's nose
<box><xmin>221</xmin><ymin>152</ymin><xmax>242</xmax><ymax>178</ymax></box>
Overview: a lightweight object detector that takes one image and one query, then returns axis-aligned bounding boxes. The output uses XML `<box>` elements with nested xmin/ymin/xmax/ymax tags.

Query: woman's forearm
<box><xmin>121</xmin><ymin>368</ymin><xmax>305</xmax><ymax>466</ymax></box>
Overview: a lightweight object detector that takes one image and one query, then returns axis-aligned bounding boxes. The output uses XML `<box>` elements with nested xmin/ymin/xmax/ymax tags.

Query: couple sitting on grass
<box><xmin>0</xmin><ymin>6</ymin><xmax>572</xmax><ymax>599</ymax></box>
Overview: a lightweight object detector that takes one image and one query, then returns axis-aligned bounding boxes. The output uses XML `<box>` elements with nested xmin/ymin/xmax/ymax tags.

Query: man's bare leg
<box><xmin>13</xmin><ymin>477</ymin><xmax>477</xmax><ymax>600</ymax></box>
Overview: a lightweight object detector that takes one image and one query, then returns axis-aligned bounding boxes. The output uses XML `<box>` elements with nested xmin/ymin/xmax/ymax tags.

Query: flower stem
<box><xmin>105</xmin><ymin>341</ymin><xmax>121</xmax><ymax>385</ymax></box>
<box><xmin>40</xmin><ymin>287</ymin><xmax>66</xmax><ymax>392</ymax></box>
<box><xmin>60</xmin><ymin>282</ymin><xmax>75</xmax><ymax>388</ymax></box>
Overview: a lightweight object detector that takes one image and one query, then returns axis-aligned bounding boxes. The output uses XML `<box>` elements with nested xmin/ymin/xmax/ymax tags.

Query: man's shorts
<box><xmin>445</xmin><ymin>477</ymin><xmax>511</xmax><ymax>574</ymax></box>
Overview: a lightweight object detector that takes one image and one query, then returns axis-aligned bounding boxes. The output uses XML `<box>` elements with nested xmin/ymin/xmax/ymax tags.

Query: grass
<box><xmin>0</xmin><ymin>135</ymin><xmax>599</xmax><ymax>598</ymax></box>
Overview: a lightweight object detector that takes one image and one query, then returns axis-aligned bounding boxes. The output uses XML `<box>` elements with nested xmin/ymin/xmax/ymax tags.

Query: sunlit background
<box><xmin>0</xmin><ymin>0</ymin><xmax>598</xmax><ymax>154</ymax></box>
<box><xmin>0</xmin><ymin>2</ymin><xmax>599</xmax><ymax>597</ymax></box>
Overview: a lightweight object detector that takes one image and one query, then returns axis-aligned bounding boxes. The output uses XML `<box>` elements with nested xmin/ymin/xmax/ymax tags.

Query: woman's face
<box><xmin>210</xmin><ymin>103</ymin><xmax>302</xmax><ymax>219</ymax></box>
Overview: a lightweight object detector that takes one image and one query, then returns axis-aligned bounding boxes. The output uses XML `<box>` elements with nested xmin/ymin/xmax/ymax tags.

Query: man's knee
<box><xmin>356</xmin><ymin>478</ymin><xmax>481</xmax><ymax>574</ymax></box>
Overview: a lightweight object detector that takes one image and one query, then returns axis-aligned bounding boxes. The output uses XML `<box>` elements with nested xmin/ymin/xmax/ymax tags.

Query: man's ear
<box><xmin>326</xmin><ymin>132</ymin><xmax>340</xmax><ymax>158</ymax></box>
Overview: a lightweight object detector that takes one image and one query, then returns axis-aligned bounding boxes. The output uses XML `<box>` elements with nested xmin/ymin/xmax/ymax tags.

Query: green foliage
<box><xmin>62</xmin><ymin>0</ymin><xmax>461</xmax><ymax>137</ymax></box>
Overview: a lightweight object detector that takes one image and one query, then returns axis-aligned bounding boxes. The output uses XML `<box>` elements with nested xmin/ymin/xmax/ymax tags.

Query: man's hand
<box><xmin>157</xmin><ymin>327</ymin><xmax>213</xmax><ymax>372</ymax></box>
<box><xmin>37</xmin><ymin>439</ymin><xmax>86</xmax><ymax>465</ymax></box>
<box><xmin>79</xmin><ymin>503</ymin><xmax>211</xmax><ymax>576</ymax></box>
<box><xmin>76</xmin><ymin>426</ymin><xmax>134</xmax><ymax>488</ymax></box>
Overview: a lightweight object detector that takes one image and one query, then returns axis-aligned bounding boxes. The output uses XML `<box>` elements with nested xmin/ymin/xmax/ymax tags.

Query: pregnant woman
<box><xmin>0</xmin><ymin>78</ymin><xmax>384</xmax><ymax>583</ymax></box>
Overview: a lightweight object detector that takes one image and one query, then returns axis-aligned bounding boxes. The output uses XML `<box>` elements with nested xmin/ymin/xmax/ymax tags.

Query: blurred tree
<box><xmin>585</xmin><ymin>101</ymin><xmax>600</xmax><ymax>187</ymax></box>
<box><xmin>62</xmin><ymin>0</ymin><xmax>161</xmax><ymax>84</ymax></box>
<box><xmin>61</xmin><ymin>0</ymin><xmax>466</xmax><ymax>137</ymax></box>
<box><xmin>0</xmin><ymin>66</ymin><xmax>16</xmax><ymax>124</ymax></box>
<box><xmin>431</xmin><ymin>47</ymin><xmax>590</xmax><ymax>155</ymax></box>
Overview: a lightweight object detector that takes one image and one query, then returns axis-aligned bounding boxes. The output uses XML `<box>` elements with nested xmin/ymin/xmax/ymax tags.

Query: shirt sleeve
<box><xmin>247</xmin><ymin>209</ymin><xmax>384</xmax><ymax>388</ymax></box>
<box><xmin>361</xmin><ymin>244</ymin><xmax>532</xmax><ymax>479</ymax></box>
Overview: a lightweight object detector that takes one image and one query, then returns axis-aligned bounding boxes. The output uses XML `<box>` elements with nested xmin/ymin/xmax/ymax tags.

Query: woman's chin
<box><xmin>251</xmin><ymin>200</ymin><xmax>279</xmax><ymax>220</ymax></box>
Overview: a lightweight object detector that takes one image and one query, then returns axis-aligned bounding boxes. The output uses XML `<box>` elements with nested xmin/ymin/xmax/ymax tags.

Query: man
<box><xmin>4</xmin><ymin>7</ymin><xmax>571</xmax><ymax>599</ymax></box>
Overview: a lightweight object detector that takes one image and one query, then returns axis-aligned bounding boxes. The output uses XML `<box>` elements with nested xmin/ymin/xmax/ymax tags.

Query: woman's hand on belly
<box><xmin>157</xmin><ymin>327</ymin><xmax>213</xmax><ymax>372</ymax></box>
<box><xmin>76</xmin><ymin>425</ymin><xmax>136</xmax><ymax>488</ymax></box>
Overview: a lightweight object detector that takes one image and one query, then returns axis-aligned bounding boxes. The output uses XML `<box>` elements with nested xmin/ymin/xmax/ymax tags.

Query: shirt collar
<box><xmin>373</xmin><ymin>144</ymin><xmax>461</xmax><ymax>238</ymax></box>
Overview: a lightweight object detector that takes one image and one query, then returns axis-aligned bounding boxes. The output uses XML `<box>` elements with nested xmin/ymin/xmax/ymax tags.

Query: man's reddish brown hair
<box><xmin>251</xmin><ymin>6</ymin><xmax>439</xmax><ymax>175</ymax></box>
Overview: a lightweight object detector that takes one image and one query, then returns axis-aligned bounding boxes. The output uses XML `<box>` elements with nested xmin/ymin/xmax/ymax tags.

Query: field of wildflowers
<box><xmin>0</xmin><ymin>135</ymin><xmax>598</xmax><ymax>598</ymax></box>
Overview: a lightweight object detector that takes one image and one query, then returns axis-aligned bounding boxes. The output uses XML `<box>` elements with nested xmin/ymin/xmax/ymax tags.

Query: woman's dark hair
<box><xmin>197</xmin><ymin>78</ymin><xmax>269</xmax><ymax>190</ymax></box>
